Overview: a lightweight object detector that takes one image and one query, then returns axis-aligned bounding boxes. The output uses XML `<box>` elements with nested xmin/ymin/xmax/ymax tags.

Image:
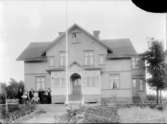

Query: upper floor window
<box><xmin>132</xmin><ymin>57</ymin><xmax>139</xmax><ymax>69</ymax></box>
<box><xmin>132</xmin><ymin>79</ymin><xmax>137</xmax><ymax>88</ymax></box>
<box><xmin>36</xmin><ymin>76</ymin><xmax>45</xmax><ymax>91</ymax></box>
<box><xmin>109</xmin><ymin>75</ymin><xmax>120</xmax><ymax>89</ymax></box>
<box><xmin>48</xmin><ymin>57</ymin><xmax>54</xmax><ymax>66</ymax></box>
<box><xmin>99</xmin><ymin>54</ymin><xmax>105</xmax><ymax>65</ymax></box>
<box><xmin>84</xmin><ymin>51</ymin><xmax>94</xmax><ymax>65</ymax></box>
<box><xmin>59</xmin><ymin>52</ymin><xmax>66</xmax><ymax>66</ymax></box>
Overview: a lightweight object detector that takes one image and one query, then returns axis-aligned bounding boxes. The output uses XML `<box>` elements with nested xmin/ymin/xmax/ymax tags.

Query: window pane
<box><xmin>99</xmin><ymin>55</ymin><xmax>104</xmax><ymax>64</ymax></box>
<box><xmin>54</xmin><ymin>78</ymin><xmax>60</xmax><ymax>88</ymax></box>
<box><xmin>133</xmin><ymin>79</ymin><xmax>136</xmax><ymax>88</ymax></box>
<box><xmin>60</xmin><ymin>52</ymin><xmax>65</xmax><ymax>66</ymax></box>
<box><xmin>109</xmin><ymin>75</ymin><xmax>119</xmax><ymax>89</ymax></box>
<box><xmin>139</xmin><ymin>80</ymin><xmax>143</xmax><ymax>91</ymax></box>
<box><xmin>49</xmin><ymin>57</ymin><xmax>54</xmax><ymax>66</ymax></box>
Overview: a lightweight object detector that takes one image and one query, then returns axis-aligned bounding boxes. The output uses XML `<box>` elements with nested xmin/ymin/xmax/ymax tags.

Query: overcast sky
<box><xmin>0</xmin><ymin>0</ymin><xmax>166</xmax><ymax>83</ymax></box>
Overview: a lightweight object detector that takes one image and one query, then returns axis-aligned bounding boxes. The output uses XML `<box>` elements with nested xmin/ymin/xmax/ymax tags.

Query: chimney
<box><xmin>93</xmin><ymin>30</ymin><xmax>100</xmax><ymax>39</ymax></box>
<box><xmin>58</xmin><ymin>32</ymin><xmax>64</xmax><ymax>36</ymax></box>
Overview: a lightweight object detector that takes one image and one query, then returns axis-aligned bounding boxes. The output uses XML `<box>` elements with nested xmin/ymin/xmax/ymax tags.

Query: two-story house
<box><xmin>17</xmin><ymin>24</ymin><xmax>146</xmax><ymax>104</ymax></box>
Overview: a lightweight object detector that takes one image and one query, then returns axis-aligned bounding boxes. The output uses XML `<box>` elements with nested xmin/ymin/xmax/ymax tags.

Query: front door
<box><xmin>69</xmin><ymin>73</ymin><xmax>82</xmax><ymax>101</ymax></box>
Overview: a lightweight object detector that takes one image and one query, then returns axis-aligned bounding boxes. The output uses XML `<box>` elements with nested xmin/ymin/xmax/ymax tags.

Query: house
<box><xmin>17</xmin><ymin>24</ymin><xmax>146</xmax><ymax>104</ymax></box>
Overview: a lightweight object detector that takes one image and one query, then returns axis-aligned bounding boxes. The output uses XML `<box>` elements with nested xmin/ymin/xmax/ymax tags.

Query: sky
<box><xmin>0</xmin><ymin>0</ymin><xmax>166</xmax><ymax>84</ymax></box>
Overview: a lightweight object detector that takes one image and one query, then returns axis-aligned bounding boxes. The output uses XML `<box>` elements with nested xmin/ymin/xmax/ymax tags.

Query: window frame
<box><xmin>132</xmin><ymin>57</ymin><xmax>140</xmax><ymax>69</ymax></box>
<box><xmin>109</xmin><ymin>74</ymin><xmax>120</xmax><ymax>89</ymax></box>
<box><xmin>48</xmin><ymin>56</ymin><xmax>55</xmax><ymax>66</ymax></box>
<box><xmin>36</xmin><ymin>76</ymin><xmax>45</xmax><ymax>91</ymax></box>
<box><xmin>59</xmin><ymin>51</ymin><xmax>66</xmax><ymax>67</ymax></box>
<box><xmin>132</xmin><ymin>79</ymin><xmax>137</xmax><ymax>88</ymax></box>
<box><xmin>84</xmin><ymin>50</ymin><xmax>94</xmax><ymax>66</ymax></box>
<box><xmin>99</xmin><ymin>54</ymin><xmax>105</xmax><ymax>65</ymax></box>
<box><xmin>139</xmin><ymin>79</ymin><xmax>144</xmax><ymax>91</ymax></box>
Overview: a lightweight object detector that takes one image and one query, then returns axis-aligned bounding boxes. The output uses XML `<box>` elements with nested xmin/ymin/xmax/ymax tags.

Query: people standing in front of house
<box><xmin>18</xmin><ymin>88</ymin><xmax>24</xmax><ymax>104</ymax></box>
<box><xmin>29</xmin><ymin>89</ymin><xmax>34</xmax><ymax>103</ymax></box>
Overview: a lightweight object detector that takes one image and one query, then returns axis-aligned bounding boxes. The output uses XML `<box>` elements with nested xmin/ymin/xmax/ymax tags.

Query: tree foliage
<box><xmin>142</xmin><ymin>40</ymin><xmax>167</xmax><ymax>104</ymax></box>
<box><xmin>1</xmin><ymin>78</ymin><xmax>24</xmax><ymax>99</ymax></box>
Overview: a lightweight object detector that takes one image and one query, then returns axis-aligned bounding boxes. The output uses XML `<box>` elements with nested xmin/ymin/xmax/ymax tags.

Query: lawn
<box><xmin>65</xmin><ymin>104</ymin><xmax>167</xmax><ymax>123</ymax></box>
<box><xmin>118</xmin><ymin>105</ymin><xmax>167</xmax><ymax>123</ymax></box>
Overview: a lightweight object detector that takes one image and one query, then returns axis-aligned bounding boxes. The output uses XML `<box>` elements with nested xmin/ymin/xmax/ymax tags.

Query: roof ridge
<box><xmin>101</xmin><ymin>38</ymin><xmax>130</xmax><ymax>41</ymax></box>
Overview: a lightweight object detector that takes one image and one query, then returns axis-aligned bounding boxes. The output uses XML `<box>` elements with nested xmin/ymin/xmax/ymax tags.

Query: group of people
<box><xmin>17</xmin><ymin>88</ymin><xmax>51</xmax><ymax>104</ymax></box>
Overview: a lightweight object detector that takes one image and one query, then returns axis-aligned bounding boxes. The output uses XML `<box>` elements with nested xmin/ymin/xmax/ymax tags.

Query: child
<box><xmin>32</xmin><ymin>91</ymin><xmax>39</xmax><ymax>104</ymax></box>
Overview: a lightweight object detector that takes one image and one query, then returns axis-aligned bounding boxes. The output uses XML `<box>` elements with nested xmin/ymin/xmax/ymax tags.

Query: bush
<box><xmin>1</xmin><ymin>103</ymin><xmax>35</xmax><ymax>122</ymax></box>
<box><xmin>0</xmin><ymin>94</ymin><xmax>5</xmax><ymax>104</ymax></box>
<box><xmin>66</xmin><ymin>106</ymin><xmax>119</xmax><ymax>123</ymax></box>
<box><xmin>133</xmin><ymin>95</ymin><xmax>142</xmax><ymax>105</ymax></box>
<box><xmin>146</xmin><ymin>95</ymin><xmax>157</xmax><ymax>101</ymax></box>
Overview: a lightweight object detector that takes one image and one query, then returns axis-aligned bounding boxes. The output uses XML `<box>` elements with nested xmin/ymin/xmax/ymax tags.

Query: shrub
<box><xmin>66</xmin><ymin>105</ymin><xmax>119</xmax><ymax>123</ymax></box>
<box><xmin>146</xmin><ymin>95</ymin><xmax>157</xmax><ymax>101</ymax></box>
<box><xmin>1</xmin><ymin>103</ymin><xmax>35</xmax><ymax>122</ymax></box>
<box><xmin>0</xmin><ymin>94</ymin><xmax>5</xmax><ymax>104</ymax></box>
<box><xmin>132</xmin><ymin>95</ymin><xmax>142</xmax><ymax>105</ymax></box>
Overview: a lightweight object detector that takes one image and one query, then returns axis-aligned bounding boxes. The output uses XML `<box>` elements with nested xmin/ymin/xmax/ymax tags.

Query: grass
<box><xmin>65</xmin><ymin>104</ymin><xmax>167</xmax><ymax>123</ymax></box>
<box><xmin>0</xmin><ymin>103</ymin><xmax>35</xmax><ymax>123</ymax></box>
<box><xmin>118</xmin><ymin>105</ymin><xmax>167</xmax><ymax>123</ymax></box>
<box><xmin>66</xmin><ymin>105</ymin><xmax>119</xmax><ymax>123</ymax></box>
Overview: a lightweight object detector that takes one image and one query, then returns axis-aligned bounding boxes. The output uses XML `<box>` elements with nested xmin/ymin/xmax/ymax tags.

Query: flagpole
<box><xmin>65</xmin><ymin>0</ymin><xmax>69</xmax><ymax>105</ymax></box>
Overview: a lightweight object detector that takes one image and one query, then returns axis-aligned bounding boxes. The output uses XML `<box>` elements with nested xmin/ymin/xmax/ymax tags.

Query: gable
<box><xmin>44</xmin><ymin>24</ymin><xmax>113</xmax><ymax>54</ymax></box>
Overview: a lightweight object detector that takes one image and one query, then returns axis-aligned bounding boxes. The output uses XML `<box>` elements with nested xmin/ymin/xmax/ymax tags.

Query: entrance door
<box><xmin>69</xmin><ymin>73</ymin><xmax>82</xmax><ymax>101</ymax></box>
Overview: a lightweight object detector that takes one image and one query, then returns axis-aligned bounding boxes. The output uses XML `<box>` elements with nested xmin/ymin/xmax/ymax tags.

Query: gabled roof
<box><xmin>17</xmin><ymin>42</ymin><xmax>50</xmax><ymax>61</ymax></box>
<box><xmin>102</xmin><ymin>38</ymin><xmax>137</xmax><ymax>57</ymax></box>
<box><xmin>17</xmin><ymin>24</ymin><xmax>138</xmax><ymax>61</ymax></box>
<box><xmin>44</xmin><ymin>24</ymin><xmax>113</xmax><ymax>53</ymax></box>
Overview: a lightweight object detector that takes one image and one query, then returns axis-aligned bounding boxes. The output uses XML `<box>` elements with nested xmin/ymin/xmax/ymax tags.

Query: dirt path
<box><xmin>15</xmin><ymin>104</ymin><xmax>67</xmax><ymax>123</ymax></box>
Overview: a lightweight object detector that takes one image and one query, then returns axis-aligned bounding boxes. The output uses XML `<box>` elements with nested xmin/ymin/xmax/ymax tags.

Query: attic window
<box><xmin>72</xmin><ymin>31</ymin><xmax>80</xmax><ymax>38</ymax></box>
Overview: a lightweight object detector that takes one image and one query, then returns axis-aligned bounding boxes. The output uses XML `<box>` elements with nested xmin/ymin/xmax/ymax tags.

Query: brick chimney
<box><xmin>93</xmin><ymin>30</ymin><xmax>100</xmax><ymax>39</ymax></box>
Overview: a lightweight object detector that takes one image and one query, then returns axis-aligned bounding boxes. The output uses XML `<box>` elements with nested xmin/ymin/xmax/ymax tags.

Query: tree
<box><xmin>142</xmin><ymin>40</ymin><xmax>167</xmax><ymax>104</ymax></box>
<box><xmin>5</xmin><ymin>78</ymin><xmax>24</xmax><ymax>99</ymax></box>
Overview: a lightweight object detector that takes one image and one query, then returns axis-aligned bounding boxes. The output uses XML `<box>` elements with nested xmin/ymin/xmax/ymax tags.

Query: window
<box><xmin>60</xmin><ymin>52</ymin><xmax>65</xmax><ymax>66</ymax></box>
<box><xmin>86</xmin><ymin>76</ymin><xmax>97</xmax><ymax>87</ymax></box>
<box><xmin>133</xmin><ymin>79</ymin><xmax>137</xmax><ymax>88</ymax></box>
<box><xmin>72</xmin><ymin>31</ymin><xmax>78</xmax><ymax>38</ymax></box>
<box><xmin>99</xmin><ymin>54</ymin><xmax>105</xmax><ymax>65</ymax></box>
<box><xmin>109</xmin><ymin>75</ymin><xmax>119</xmax><ymax>89</ymax></box>
<box><xmin>53</xmin><ymin>77</ymin><xmax>65</xmax><ymax>88</ymax></box>
<box><xmin>48</xmin><ymin>57</ymin><xmax>54</xmax><ymax>66</ymax></box>
<box><xmin>36</xmin><ymin>76</ymin><xmax>45</xmax><ymax>90</ymax></box>
<box><xmin>132</xmin><ymin>57</ymin><xmax>139</xmax><ymax>68</ymax></box>
<box><xmin>84</xmin><ymin>51</ymin><xmax>94</xmax><ymax>65</ymax></box>
<box><xmin>139</xmin><ymin>80</ymin><xmax>144</xmax><ymax>91</ymax></box>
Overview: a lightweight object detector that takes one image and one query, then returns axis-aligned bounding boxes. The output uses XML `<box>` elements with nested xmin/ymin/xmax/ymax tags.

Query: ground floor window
<box><xmin>109</xmin><ymin>74</ymin><xmax>120</xmax><ymax>89</ymax></box>
<box><xmin>85</xmin><ymin>76</ymin><xmax>98</xmax><ymax>87</ymax></box>
<box><xmin>53</xmin><ymin>77</ymin><xmax>65</xmax><ymax>88</ymax></box>
<box><xmin>139</xmin><ymin>79</ymin><xmax>144</xmax><ymax>91</ymax></box>
<box><xmin>36</xmin><ymin>76</ymin><xmax>45</xmax><ymax>91</ymax></box>
<box><xmin>132</xmin><ymin>79</ymin><xmax>144</xmax><ymax>91</ymax></box>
